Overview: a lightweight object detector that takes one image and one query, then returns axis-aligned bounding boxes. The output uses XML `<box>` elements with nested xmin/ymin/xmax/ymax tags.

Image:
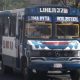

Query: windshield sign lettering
<box><xmin>40</xmin><ymin>8</ymin><xmax>68</xmax><ymax>13</ymax></box>
<box><xmin>57</xmin><ymin>17</ymin><xmax>78</xmax><ymax>22</ymax></box>
<box><xmin>28</xmin><ymin>16</ymin><xmax>51</xmax><ymax>21</ymax></box>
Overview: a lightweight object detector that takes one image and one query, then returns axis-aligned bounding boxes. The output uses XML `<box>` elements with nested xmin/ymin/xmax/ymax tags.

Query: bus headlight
<box><xmin>77</xmin><ymin>51</ymin><xmax>80</xmax><ymax>57</ymax></box>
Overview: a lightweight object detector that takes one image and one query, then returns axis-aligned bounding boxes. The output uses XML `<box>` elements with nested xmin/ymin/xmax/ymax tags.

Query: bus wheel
<box><xmin>22</xmin><ymin>66</ymin><xmax>29</xmax><ymax>80</ymax></box>
<box><xmin>21</xmin><ymin>64</ymin><xmax>34</xmax><ymax>80</ymax></box>
<box><xmin>70</xmin><ymin>70</ymin><xmax>80</xmax><ymax>80</ymax></box>
<box><xmin>21</xmin><ymin>57</ymin><xmax>27</xmax><ymax>80</ymax></box>
<box><xmin>21</xmin><ymin>57</ymin><xmax>33</xmax><ymax>80</ymax></box>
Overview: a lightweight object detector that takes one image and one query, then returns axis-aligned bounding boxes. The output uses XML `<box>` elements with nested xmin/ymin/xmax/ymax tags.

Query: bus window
<box><xmin>56</xmin><ymin>24</ymin><xmax>79</xmax><ymax>39</ymax></box>
<box><xmin>25</xmin><ymin>22</ymin><xmax>52</xmax><ymax>39</ymax></box>
<box><xmin>4</xmin><ymin>16</ymin><xmax>10</xmax><ymax>36</ymax></box>
<box><xmin>3</xmin><ymin>15</ymin><xmax>16</xmax><ymax>37</ymax></box>
<box><xmin>9</xmin><ymin>16</ymin><xmax>16</xmax><ymax>37</ymax></box>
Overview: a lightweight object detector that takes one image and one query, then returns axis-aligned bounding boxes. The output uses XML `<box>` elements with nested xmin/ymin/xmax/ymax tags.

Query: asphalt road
<box><xmin>0</xmin><ymin>61</ymin><xmax>71</xmax><ymax>80</ymax></box>
<box><xmin>0</xmin><ymin>71</ymin><xmax>71</xmax><ymax>80</ymax></box>
<box><xmin>0</xmin><ymin>72</ymin><xmax>22</xmax><ymax>80</ymax></box>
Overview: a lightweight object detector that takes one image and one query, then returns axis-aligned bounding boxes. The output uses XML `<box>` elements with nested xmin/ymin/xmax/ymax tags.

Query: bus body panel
<box><xmin>2</xmin><ymin>36</ymin><xmax>17</xmax><ymax>58</ymax></box>
<box><xmin>2</xmin><ymin>36</ymin><xmax>19</xmax><ymax>68</ymax></box>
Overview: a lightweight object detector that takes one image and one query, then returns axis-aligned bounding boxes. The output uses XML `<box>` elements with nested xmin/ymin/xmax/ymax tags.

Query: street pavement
<box><xmin>0</xmin><ymin>61</ymin><xmax>71</xmax><ymax>80</ymax></box>
<box><xmin>0</xmin><ymin>71</ymin><xmax>71</xmax><ymax>80</ymax></box>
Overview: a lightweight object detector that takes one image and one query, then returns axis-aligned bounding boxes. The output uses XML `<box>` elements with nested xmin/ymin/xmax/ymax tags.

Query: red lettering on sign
<box><xmin>6</xmin><ymin>41</ymin><xmax>9</xmax><ymax>48</ymax></box>
<box><xmin>10</xmin><ymin>41</ymin><xmax>13</xmax><ymax>49</ymax></box>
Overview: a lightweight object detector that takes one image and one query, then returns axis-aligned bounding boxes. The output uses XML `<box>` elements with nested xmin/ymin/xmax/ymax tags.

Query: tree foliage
<box><xmin>0</xmin><ymin>0</ymin><xmax>28</xmax><ymax>10</ymax></box>
<box><xmin>0</xmin><ymin>1</ymin><xmax>4</xmax><ymax>10</ymax></box>
<box><xmin>0</xmin><ymin>0</ymin><xmax>79</xmax><ymax>10</ymax></box>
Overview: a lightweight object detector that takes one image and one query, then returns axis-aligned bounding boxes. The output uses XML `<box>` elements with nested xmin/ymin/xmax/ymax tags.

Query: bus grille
<box><xmin>40</xmin><ymin>50</ymin><xmax>77</xmax><ymax>57</ymax></box>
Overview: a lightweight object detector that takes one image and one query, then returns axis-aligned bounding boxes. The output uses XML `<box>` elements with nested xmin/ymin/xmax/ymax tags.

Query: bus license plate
<box><xmin>54</xmin><ymin>63</ymin><xmax>62</xmax><ymax>68</ymax></box>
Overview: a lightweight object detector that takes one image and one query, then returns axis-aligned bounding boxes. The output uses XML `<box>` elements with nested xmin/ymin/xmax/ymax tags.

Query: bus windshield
<box><xmin>25</xmin><ymin>22</ymin><xmax>52</xmax><ymax>39</ymax></box>
<box><xmin>56</xmin><ymin>24</ymin><xmax>79</xmax><ymax>39</ymax></box>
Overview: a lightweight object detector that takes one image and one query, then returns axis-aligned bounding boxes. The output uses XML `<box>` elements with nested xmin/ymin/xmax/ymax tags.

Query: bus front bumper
<box><xmin>29</xmin><ymin>57</ymin><xmax>80</xmax><ymax>71</ymax></box>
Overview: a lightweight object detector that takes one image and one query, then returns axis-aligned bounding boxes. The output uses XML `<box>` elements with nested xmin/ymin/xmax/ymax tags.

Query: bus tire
<box><xmin>21</xmin><ymin>57</ymin><xmax>33</xmax><ymax>80</ymax></box>
<box><xmin>70</xmin><ymin>70</ymin><xmax>80</xmax><ymax>80</ymax></box>
<box><xmin>21</xmin><ymin>57</ymin><xmax>27</xmax><ymax>79</ymax></box>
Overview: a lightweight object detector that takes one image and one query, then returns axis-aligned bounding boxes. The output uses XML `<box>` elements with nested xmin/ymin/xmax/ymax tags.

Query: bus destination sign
<box><xmin>28</xmin><ymin>16</ymin><xmax>51</xmax><ymax>22</ymax></box>
<box><xmin>57</xmin><ymin>17</ymin><xmax>79</xmax><ymax>22</ymax></box>
<box><xmin>40</xmin><ymin>8</ymin><xmax>68</xmax><ymax>14</ymax></box>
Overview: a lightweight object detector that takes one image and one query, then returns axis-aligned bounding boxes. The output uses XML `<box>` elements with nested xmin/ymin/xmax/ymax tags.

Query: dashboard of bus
<box><xmin>25</xmin><ymin>22</ymin><xmax>79</xmax><ymax>39</ymax></box>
